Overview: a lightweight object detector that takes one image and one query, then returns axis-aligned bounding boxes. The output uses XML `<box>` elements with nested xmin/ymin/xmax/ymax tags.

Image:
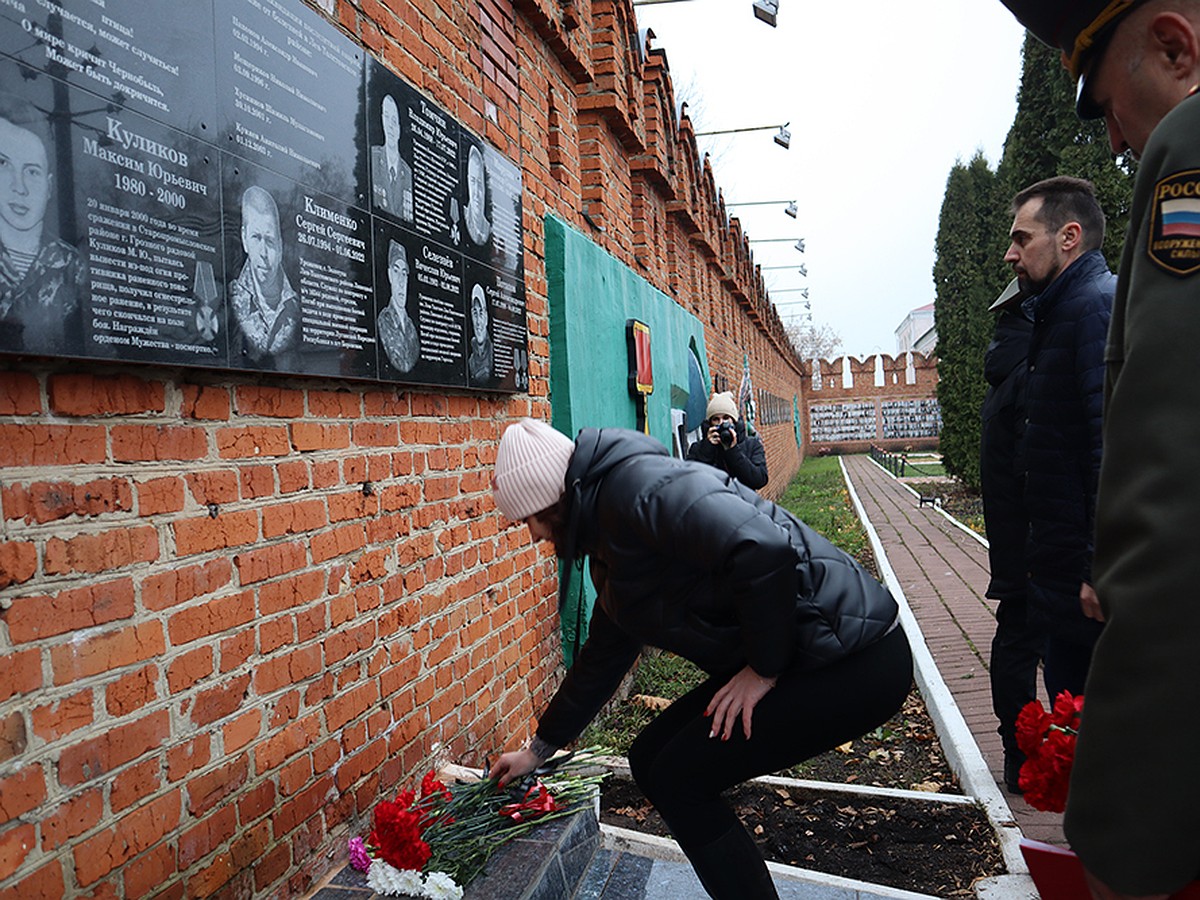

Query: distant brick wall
<box><xmin>0</xmin><ymin>1</ymin><xmax>809</xmax><ymax>897</ymax></box>
<box><xmin>802</xmin><ymin>352</ymin><xmax>941</xmax><ymax>455</ymax></box>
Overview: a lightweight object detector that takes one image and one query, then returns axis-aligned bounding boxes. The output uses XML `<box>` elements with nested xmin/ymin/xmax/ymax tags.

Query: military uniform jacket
<box><xmin>534</xmin><ymin>428</ymin><xmax>899</xmax><ymax>750</ymax></box>
<box><xmin>1064</xmin><ymin>92</ymin><xmax>1200</xmax><ymax>893</ymax></box>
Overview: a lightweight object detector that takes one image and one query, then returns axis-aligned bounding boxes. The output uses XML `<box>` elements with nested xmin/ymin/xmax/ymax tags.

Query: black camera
<box><xmin>715</xmin><ymin>421</ymin><xmax>735</xmax><ymax>447</ymax></box>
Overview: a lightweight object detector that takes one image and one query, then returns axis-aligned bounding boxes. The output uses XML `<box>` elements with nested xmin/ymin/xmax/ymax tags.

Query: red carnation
<box><xmin>1020</xmin><ymin>728</ymin><xmax>1077</xmax><ymax>812</ymax></box>
<box><xmin>1015</xmin><ymin>701</ymin><xmax>1052</xmax><ymax>756</ymax></box>
<box><xmin>1050</xmin><ymin>691</ymin><xmax>1084</xmax><ymax>729</ymax></box>
<box><xmin>421</xmin><ymin>771</ymin><xmax>452</xmax><ymax>802</ymax></box>
<box><xmin>370</xmin><ymin>798</ymin><xmax>432</xmax><ymax>871</ymax></box>
<box><xmin>1015</xmin><ymin>691</ymin><xmax>1084</xmax><ymax>813</ymax></box>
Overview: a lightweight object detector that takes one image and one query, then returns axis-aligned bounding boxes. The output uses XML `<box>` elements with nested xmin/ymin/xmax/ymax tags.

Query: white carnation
<box><xmin>366</xmin><ymin>860</ymin><xmax>425</xmax><ymax>897</ymax></box>
<box><xmin>422</xmin><ymin>871</ymin><xmax>464</xmax><ymax>900</ymax></box>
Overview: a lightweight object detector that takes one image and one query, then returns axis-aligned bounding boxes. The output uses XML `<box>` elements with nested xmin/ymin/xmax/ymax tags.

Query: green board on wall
<box><xmin>545</xmin><ymin>216</ymin><xmax>710</xmax><ymax>449</ymax></box>
<box><xmin>544</xmin><ymin>215</ymin><xmax>710</xmax><ymax>663</ymax></box>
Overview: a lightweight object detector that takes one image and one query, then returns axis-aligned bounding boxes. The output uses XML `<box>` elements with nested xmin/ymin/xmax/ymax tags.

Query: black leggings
<box><xmin>627</xmin><ymin>627</ymin><xmax>913</xmax><ymax>851</ymax></box>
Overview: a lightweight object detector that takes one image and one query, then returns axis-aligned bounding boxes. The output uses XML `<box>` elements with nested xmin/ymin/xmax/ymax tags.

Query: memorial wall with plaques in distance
<box><xmin>0</xmin><ymin>0</ymin><xmax>528</xmax><ymax>392</ymax></box>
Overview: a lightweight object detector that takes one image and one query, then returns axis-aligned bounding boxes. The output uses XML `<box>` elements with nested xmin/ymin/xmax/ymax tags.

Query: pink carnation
<box><xmin>347</xmin><ymin>836</ymin><xmax>371</xmax><ymax>872</ymax></box>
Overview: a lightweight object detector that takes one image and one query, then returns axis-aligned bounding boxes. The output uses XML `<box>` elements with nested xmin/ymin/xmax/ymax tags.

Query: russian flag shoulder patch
<box><xmin>1150</xmin><ymin>169</ymin><xmax>1200</xmax><ymax>276</ymax></box>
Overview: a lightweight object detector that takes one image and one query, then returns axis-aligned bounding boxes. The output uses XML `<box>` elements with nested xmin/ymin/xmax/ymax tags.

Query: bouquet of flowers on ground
<box><xmin>348</xmin><ymin>751</ymin><xmax>608</xmax><ymax>898</ymax></box>
<box><xmin>1015</xmin><ymin>691</ymin><xmax>1084</xmax><ymax>812</ymax></box>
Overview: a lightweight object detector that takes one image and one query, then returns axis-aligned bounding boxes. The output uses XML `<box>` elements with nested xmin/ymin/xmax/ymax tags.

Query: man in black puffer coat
<box><xmin>1003</xmin><ymin>176</ymin><xmax>1114</xmax><ymax>700</ymax></box>
<box><xmin>488</xmin><ymin>418</ymin><xmax>911</xmax><ymax>900</ymax></box>
<box><xmin>980</xmin><ymin>278</ymin><xmax>1042</xmax><ymax>793</ymax></box>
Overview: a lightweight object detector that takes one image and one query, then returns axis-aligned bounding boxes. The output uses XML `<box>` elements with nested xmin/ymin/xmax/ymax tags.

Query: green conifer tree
<box><xmin>934</xmin><ymin>153</ymin><xmax>998</xmax><ymax>490</ymax></box>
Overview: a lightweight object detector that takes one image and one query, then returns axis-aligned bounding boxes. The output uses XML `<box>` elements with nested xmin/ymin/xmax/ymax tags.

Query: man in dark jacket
<box><xmin>488</xmin><ymin>418</ymin><xmax>911</xmax><ymax>900</ymax></box>
<box><xmin>980</xmin><ymin>278</ymin><xmax>1042</xmax><ymax>794</ymax></box>
<box><xmin>1003</xmin><ymin>176</ymin><xmax>1114</xmax><ymax>700</ymax></box>
<box><xmin>686</xmin><ymin>390</ymin><xmax>768</xmax><ymax>489</ymax></box>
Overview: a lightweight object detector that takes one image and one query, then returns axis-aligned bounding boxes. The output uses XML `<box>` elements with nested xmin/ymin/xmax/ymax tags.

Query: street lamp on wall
<box><xmin>632</xmin><ymin>0</ymin><xmax>780</xmax><ymax>26</ymax></box>
<box><xmin>748</xmin><ymin>238</ymin><xmax>806</xmax><ymax>253</ymax></box>
<box><xmin>752</xmin><ymin>0</ymin><xmax>779</xmax><ymax>27</ymax></box>
<box><xmin>695</xmin><ymin>122</ymin><xmax>790</xmax><ymax>149</ymax></box>
<box><xmin>726</xmin><ymin>199</ymin><xmax>798</xmax><ymax>219</ymax></box>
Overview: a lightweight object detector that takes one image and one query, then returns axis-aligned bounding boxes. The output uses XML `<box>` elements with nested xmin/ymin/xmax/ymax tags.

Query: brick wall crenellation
<box><xmin>801</xmin><ymin>351</ymin><xmax>941</xmax><ymax>454</ymax></box>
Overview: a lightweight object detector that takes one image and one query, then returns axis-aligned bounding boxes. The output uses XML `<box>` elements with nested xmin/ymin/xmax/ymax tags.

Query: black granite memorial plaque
<box><xmin>0</xmin><ymin>0</ymin><xmax>218</xmax><ymax>139</ymax></box>
<box><xmin>214</xmin><ymin>0</ymin><xmax>366</xmax><ymax>207</ymax></box>
<box><xmin>0</xmin><ymin>63</ymin><xmax>225</xmax><ymax>365</ymax></box>
<box><xmin>392</xmin><ymin>64</ymin><xmax>463</xmax><ymax>252</ymax></box>
<box><xmin>222</xmin><ymin>155</ymin><xmax>374</xmax><ymax>379</ymax></box>
<box><xmin>481</xmin><ymin>141</ymin><xmax>524</xmax><ymax>281</ymax></box>
<box><xmin>0</xmin><ymin>0</ymin><xmax>527</xmax><ymax>393</ymax></box>
<box><xmin>404</xmin><ymin>231</ymin><xmax>468</xmax><ymax>390</ymax></box>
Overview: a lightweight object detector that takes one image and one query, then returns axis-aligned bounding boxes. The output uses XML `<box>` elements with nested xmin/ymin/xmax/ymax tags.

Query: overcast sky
<box><xmin>633</xmin><ymin>0</ymin><xmax>1027</xmax><ymax>358</ymax></box>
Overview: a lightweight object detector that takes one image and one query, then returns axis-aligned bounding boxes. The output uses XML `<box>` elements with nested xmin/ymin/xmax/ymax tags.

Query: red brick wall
<box><xmin>0</xmin><ymin>0</ymin><xmax>808</xmax><ymax>896</ymax></box>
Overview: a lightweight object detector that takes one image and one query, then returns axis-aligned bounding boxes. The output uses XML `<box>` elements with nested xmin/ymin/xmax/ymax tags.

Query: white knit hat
<box><xmin>706</xmin><ymin>391</ymin><xmax>739</xmax><ymax>421</ymax></box>
<box><xmin>492</xmin><ymin>418</ymin><xmax>575</xmax><ymax>520</ymax></box>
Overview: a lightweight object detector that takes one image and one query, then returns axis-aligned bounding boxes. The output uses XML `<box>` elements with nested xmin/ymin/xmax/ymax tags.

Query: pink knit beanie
<box><xmin>492</xmin><ymin>418</ymin><xmax>575</xmax><ymax>520</ymax></box>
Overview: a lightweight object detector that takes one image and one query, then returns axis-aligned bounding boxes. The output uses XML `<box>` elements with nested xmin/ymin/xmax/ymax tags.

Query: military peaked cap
<box><xmin>999</xmin><ymin>0</ymin><xmax>1145</xmax><ymax>117</ymax></box>
<box><xmin>1000</xmin><ymin>0</ymin><xmax>1142</xmax><ymax>75</ymax></box>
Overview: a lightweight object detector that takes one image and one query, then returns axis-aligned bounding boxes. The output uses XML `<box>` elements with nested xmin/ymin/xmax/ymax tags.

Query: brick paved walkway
<box><xmin>841</xmin><ymin>454</ymin><xmax>1065</xmax><ymax>846</ymax></box>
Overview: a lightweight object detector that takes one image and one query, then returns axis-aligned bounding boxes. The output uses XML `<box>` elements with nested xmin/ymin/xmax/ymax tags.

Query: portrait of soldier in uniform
<box><xmin>0</xmin><ymin>93</ymin><xmax>86</xmax><ymax>355</ymax></box>
<box><xmin>371</xmin><ymin>94</ymin><xmax>414</xmax><ymax>222</ymax></box>
<box><xmin>463</xmin><ymin>144</ymin><xmax>491</xmax><ymax>247</ymax></box>
<box><xmin>467</xmin><ymin>281</ymin><xmax>492</xmax><ymax>385</ymax></box>
<box><xmin>377</xmin><ymin>238</ymin><xmax>419</xmax><ymax>374</ymax></box>
<box><xmin>229</xmin><ymin>185</ymin><xmax>299</xmax><ymax>368</ymax></box>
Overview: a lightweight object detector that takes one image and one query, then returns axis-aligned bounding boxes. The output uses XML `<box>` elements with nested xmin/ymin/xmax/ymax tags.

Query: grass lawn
<box><xmin>901</xmin><ymin>458</ymin><xmax>947</xmax><ymax>478</ymax></box>
<box><xmin>777</xmin><ymin>455</ymin><xmax>871</xmax><ymax>569</ymax></box>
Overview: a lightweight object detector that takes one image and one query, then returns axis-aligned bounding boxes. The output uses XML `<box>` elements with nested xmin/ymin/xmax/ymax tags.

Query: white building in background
<box><xmin>895</xmin><ymin>303</ymin><xmax>937</xmax><ymax>356</ymax></box>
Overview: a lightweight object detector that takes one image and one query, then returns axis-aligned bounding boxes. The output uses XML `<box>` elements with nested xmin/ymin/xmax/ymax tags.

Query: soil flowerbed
<box><xmin>597</xmin><ymin>691</ymin><xmax>1007</xmax><ymax>897</ymax></box>
<box><xmin>600</xmin><ymin>778</ymin><xmax>1004</xmax><ymax>897</ymax></box>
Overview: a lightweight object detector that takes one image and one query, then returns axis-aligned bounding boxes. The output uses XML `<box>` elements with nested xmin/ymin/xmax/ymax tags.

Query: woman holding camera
<box><xmin>686</xmin><ymin>391</ymin><xmax>769</xmax><ymax>489</ymax></box>
<box><xmin>488</xmin><ymin>418</ymin><xmax>912</xmax><ymax>899</ymax></box>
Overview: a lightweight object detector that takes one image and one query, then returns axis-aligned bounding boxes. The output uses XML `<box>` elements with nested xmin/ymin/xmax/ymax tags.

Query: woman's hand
<box><xmin>705</xmin><ymin>665</ymin><xmax>777</xmax><ymax>741</ymax></box>
<box><xmin>488</xmin><ymin>748</ymin><xmax>540</xmax><ymax>787</ymax></box>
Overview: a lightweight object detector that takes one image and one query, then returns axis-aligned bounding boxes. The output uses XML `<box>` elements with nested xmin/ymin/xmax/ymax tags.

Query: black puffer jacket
<box><xmin>685</xmin><ymin>419</ymin><xmax>769</xmax><ymax>489</ymax></box>
<box><xmin>1021</xmin><ymin>249</ymin><xmax>1113</xmax><ymax>641</ymax></box>
<box><xmin>980</xmin><ymin>307</ymin><xmax>1032</xmax><ymax>604</ymax></box>
<box><xmin>537</xmin><ymin>427</ymin><xmax>899</xmax><ymax>749</ymax></box>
